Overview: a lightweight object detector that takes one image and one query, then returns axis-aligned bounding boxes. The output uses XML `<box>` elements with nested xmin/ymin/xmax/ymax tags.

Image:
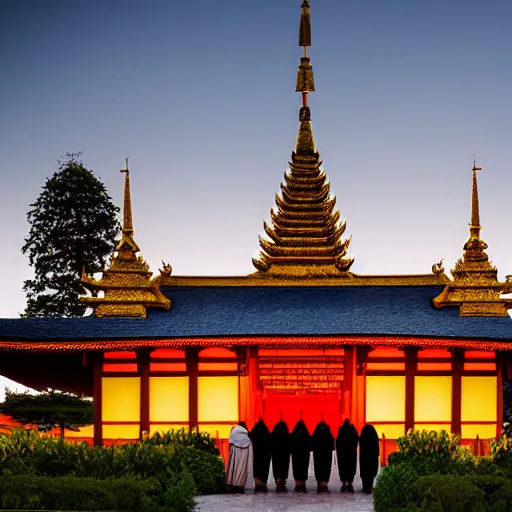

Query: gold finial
<box><xmin>470</xmin><ymin>159</ymin><xmax>482</xmax><ymax>238</ymax></box>
<box><xmin>120</xmin><ymin>158</ymin><xmax>133</xmax><ymax>235</ymax></box>
<box><xmin>296</xmin><ymin>1</ymin><xmax>315</xmax><ymax>96</ymax></box>
<box><xmin>299</xmin><ymin>0</ymin><xmax>312</xmax><ymax>48</ymax></box>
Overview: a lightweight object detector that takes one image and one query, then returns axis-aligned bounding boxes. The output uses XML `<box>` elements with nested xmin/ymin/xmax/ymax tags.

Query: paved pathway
<box><xmin>195</xmin><ymin>455</ymin><xmax>376</xmax><ymax>512</ymax></box>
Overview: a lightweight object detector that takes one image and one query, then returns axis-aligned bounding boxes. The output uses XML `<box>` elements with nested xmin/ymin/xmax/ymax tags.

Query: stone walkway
<box><xmin>195</xmin><ymin>455</ymin><xmax>376</xmax><ymax>512</ymax></box>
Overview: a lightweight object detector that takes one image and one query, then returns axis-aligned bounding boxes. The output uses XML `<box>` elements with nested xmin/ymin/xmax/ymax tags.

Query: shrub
<box><xmin>374</xmin><ymin>463</ymin><xmax>420</xmax><ymax>512</ymax></box>
<box><xmin>388</xmin><ymin>429</ymin><xmax>475</xmax><ymax>476</ymax></box>
<box><xmin>488</xmin><ymin>480</ymin><xmax>512</xmax><ymax>512</ymax></box>
<box><xmin>147</xmin><ymin>429</ymin><xmax>219</xmax><ymax>456</ymax></box>
<box><xmin>414</xmin><ymin>475</ymin><xmax>486</xmax><ymax>512</ymax></box>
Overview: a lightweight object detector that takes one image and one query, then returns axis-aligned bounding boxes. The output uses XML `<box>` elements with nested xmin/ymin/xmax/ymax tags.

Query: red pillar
<box><xmin>92</xmin><ymin>352</ymin><xmax>103</xmax><ymax>446</ymax></box>
<box><xmin>138</xmin><ymin>349</ymin><xmax>151</xmax><ymax>439</ymax></box>
<box><xmin>451</xmin><ymin>349</ymin><xmax>463</xmax><ymax>436</ymax></box>
<box><xmin>342</xmin><ymin>345</ymin><xmax>355</xmax><ymax>424</ymax></box>
<box><xmin>497</xmin><ymin>351</ymin><xmax>504</xmax><ymax>437</ymax></box>
<box><xmin>186</xmin><ymin>348</ymin><xmax>199</xmax><ymax>431</ymax></box>
<box><xmin>405</xmin><ymin>348</ymin><xmax>418</xmax><ymax>433</ymax></box>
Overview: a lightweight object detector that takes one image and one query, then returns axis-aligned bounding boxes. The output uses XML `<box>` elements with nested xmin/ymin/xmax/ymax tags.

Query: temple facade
<box><xmin>0</xmin><ymin>0</ymin><xmax>511</xmax><ymax>447</ymax></box>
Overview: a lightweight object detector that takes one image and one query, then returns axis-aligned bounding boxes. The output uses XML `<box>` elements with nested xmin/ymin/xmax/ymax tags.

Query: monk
<box><xmin>311</xmin><ymin>421</ymin><xmax>334</xmax><ymax>493</ymax></box>
<box><xmin>249</xmin><ymin>418</ymin><xmax>272</xmax><ymax>493</ymax></box>
<box><xmin>226</xmin><ymin>422</ymin><xmax>252</xmax><ymax>494</ymax></box>
<box><xmin>359</xmin><ymin>424</ymin><xmax>380</xmax><ymax>494</ymax></box>
<box><xmin>336</xmin><ymin>418</ymin><xmax>359</xmax><ymax>493</ymax></box>
<box><xmin>271</xmin><ymin>420</ymin><xmax>291</xmax><ymax>492</ymax></box>
<box><xmin>290</xmin><ymin>419</ymin><xmax>311</xmax><ymax>493</ymax></box>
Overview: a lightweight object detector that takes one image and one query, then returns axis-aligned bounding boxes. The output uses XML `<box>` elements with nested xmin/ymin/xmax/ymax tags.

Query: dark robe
<box><xmin>290</xmin><ymin>419</ymin><xmax>311</xmax><ymax>483</ymax></box>
<box><xmin>248</xmin><ymin>418</ymin><xmax>272</xmax><ymax>484</ymax></box>
<box><xmin>359</xmin><ymin>424</ymin><xmax>380</xmax><ymax>493</ymax></box>
<box><xmin>271</xmin><ymin>421</ymin><xmax>291</xmax><ymax>481</ymax></box>
<box><xmin>336</xmin><ymin>419</ymin><xmax>359</xmax><ymax>483</ymax></box>
<box><xmin>311</xmin><ymin>421</ymin><xmax>334</xmax><ymax>483</ymax></box>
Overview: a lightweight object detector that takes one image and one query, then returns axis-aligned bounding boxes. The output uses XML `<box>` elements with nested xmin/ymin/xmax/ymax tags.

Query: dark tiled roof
<box><xmin>0</xmin><ymin>285</ymin><xmax>511</xmax><ymax>341</ymax></box>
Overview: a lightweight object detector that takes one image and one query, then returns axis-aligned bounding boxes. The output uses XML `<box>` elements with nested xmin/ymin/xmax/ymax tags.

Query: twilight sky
<box><xmin>1</xmin><ymin>0</ymin><xmax>512</xmax><ymax>321</ymax></box>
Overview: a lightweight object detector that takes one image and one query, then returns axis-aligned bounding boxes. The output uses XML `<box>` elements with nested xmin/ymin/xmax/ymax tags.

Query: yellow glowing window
<box><xmin>64</xmin><ymin>425</ymin><xmax>94</xmax><ymax>438</ymax></box>
<box><xmin>461</xmin><ymin>377</ymin><xmax>497</xmax><ymax>422</ymax></box>
<box><xmin>149</xmin><ymin>377</ymin><xmax>189</xmax><ymax>422</ymax></box>
<box><xmin>373</xmin><ymin>424</ymin><xmax>404</xmax><ymax>440</ymax></box>
<box><xmin>414</xmin><ymin>424</ymin><xmax>451</xmax><ymax>433</ymax></box>
<box><xmin>198</xmin><ymin>424</ymin><xmax>234</xmax><ymax>439</ymax></box>
<box><xmin>149</xmin><ymin>424</ymin><xmax>189</xmax><ymax>436</ymax></box>
<box><xmin>414</xmin><ymin>376</ymin><xmax>451</xmax><ymax>422</ymax></box>
<box><xmin>103</xmin><ymin>424</ymin><xmax>139</xmax><ymax>439</ymax></box>
<box><xmin>461</xmin><ymin>424</ymin><xmax>497</xmax><ymax>439</ymax></box>
<box><xmin>366</xmin><ymin>376</ymin><xmax>405</xmax><ymax>422</ymax></box>
<box><xmin>102</xmin><ymin>377</ymin><xmax>140</xmax><ymax>422</ymax></box>
<box><xmin>198</xmin><ymin>376</ymin><xmax>239</xmax><ymax>422</ymax></box>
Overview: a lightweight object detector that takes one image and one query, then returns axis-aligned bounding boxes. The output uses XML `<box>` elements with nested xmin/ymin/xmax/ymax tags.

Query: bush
<box><xmin>388</xmin><ymin>429</ymin><xmax>475</xmax><ymax>476</ymax></box>
<box><xmin>0</xmin><ymin>475</ymin><xmax>161</xmax><ymax>511</ymax></box>
<box><xmin>414</xmin><ymin>475</ymin><xmax>486</xmax><ymax>512</ymax></box>
<box><xmin>487</xmin><ymin>480</ymin><xmax>512</xmax><ymax>512</ymax></box>
<box><xmin>147</xmin><ymin>429</ymin><xmax>219</xmax><ymax>456</ymax></box>
<box><xmin>374</xmin><ymin>463</ymin><xmax>420</xmax><ymax>512</ymax></box>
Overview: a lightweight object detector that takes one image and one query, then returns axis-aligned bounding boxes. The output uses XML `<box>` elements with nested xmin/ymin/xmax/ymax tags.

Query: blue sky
<box><xmin>1</xmin><ymin>0</ymin><xmax>512</xmax><ymax>324</ymax></box>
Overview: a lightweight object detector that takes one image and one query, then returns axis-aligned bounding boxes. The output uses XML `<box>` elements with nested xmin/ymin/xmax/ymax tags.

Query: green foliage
<box><xmin>374</xmin><ymin>463</ymin><xmax>420</xmax><ymax>512</ymax></box>
<box><xmin>22</xmin><ymin>151</ymin><xmax>120</xmax><ymax>317</ymax></box>
<box><xmin>487</xmin><ymin>480</ymin><xmax>512</xmax><ymax>512</ymax></box>
<box><xmin>388</xmin><ymin>429</ymin><xmax>474</xmax><ymax>476</ymax></box>
<box><xmin>0</xmin><ymin>475</ymin><xmax>160</xmax><ymax>511</ymax></box>
<box><xmin>147</xmin><ymin>428</ymin><xmax>220</xmax><ymax>456</ymax></box>
<box><xmin>414</xmin><ymin>475</ymin><xmax>486</xmax><ymax>512</ymax></box>
<box><xmin>0</xmin><ymin>390</ymin><xmax>94</xmax><ymax>439</ymax></box>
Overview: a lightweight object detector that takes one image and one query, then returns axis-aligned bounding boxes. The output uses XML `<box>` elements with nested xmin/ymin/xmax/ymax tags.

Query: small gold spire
<box><xmin>433</xmin><ymin>162</ymin><xmax>508</xmax><ymax>316</ymax></box>
<box><xmin>299</xmin><ymin>0</ymin><xmax>312</xmax><ymax>47</ymax></box>
<box><xmin>120</xmin><ymin>158</ymin><xmax>133</xmax><ymax>235</ymax></box>
<box><xmin>296</xmin><ymin>1</ymin><xmax>315</xmax><ymax>94</ymax></box>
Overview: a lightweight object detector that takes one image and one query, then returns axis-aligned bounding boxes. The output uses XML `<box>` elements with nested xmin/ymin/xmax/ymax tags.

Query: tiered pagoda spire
<box><xmin>433</xmin><ymin>162</ymin><xmax>509</xmax><ymax>316</ymax></box>
<box><xmin>81</xmin><ymin>160</ymin><xmax>171</xmax><ymax>318</ymax></box>
<box><xmin>252</xmin><ymin>0</ymin><xmax>354</xmax><ymax>277</ymax></box>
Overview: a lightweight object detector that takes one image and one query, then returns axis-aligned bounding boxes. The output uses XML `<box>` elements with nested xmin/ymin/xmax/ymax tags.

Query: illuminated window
<box><xmin>198</xmin><ymin>376</ymin><xmax>238</xmax><ymax>422</ymax></box>
<box><xmin>366</xmin><ymin>376</ymin><xmax>405</xmax><ymax>422</ymax></box>
<box><xmin>461</xmin><ymin>377</ymin><xmax>497</xmax><ymax>423</ymax></box>
<box><xmin>373</xmin><ymin>424</ymin><xmax>405</xmax><ymax>439</ymax></box>
<box><xmin>414</xmin><ymin>376</ymin><xmax>451</xmax><ymax>423</ymax></box>
<box><xmin>102</xmin><ymin>377</ymin><xmax>140</xmax><ymax>422</ymax></box>
<box><xmin>417</xmin><ymin>363</ymin><xmax>452</xmax><ymax>371</ymax></box>
<box><xmin>103</xmin><ymin>425</ymin><xmax>139</xmax><ymax>439</ymax></box>
<box><xmin>198</xmin><ymin>424</ymin><xmax>234</xmax><ymax>439</ymax></box>
<box><xmin>149</xmin><ymin>377</ymin><xmax>189</xmax><ymax>423</ymax></box>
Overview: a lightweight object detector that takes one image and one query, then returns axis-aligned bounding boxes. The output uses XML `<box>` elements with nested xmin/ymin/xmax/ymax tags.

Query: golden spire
<box><xmin>252</xmin><ymin>1</ymin><xmax>353</xmax><ymax>277</ymax></box>
<box><xmin>433</xmin><ymin>162</ymin><xmax>509</xmax><ymax>316</ymax></box>
<box><xmin>81</xmin><ymin>161</ymin><xmax>171</xmax><ymax>317</ymax></box>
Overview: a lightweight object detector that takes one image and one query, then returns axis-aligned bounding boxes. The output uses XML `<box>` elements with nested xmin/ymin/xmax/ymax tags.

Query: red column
<box><xmin>342</xmin><ymin>345</ymin><xmax>355</xmax><ymax>424</ymax></box>
<box><xmin>186</xmin><ymin>348</ymin><xmax>199</xmax><ymax>431</ymax></box>
<box><xmin>138</xmin><ymin>349</ymin><xmax>151</xmax><ymax>439</ymax></box>
<box><xmin>92</xmin><ymin>352</ymin><xmax>103</xmax><ymax>446</ymax></box>
<box><xmin>497</xmin><ymin>351</ymin><xmax>504</xmax><ymax>437</ymax></box>
<box><xmin>405</xmin><ymin>348</ymin><xmax>418</xmax><ymax>433</ymax></box>
<box><xmin>451</xmin><ymin>349</ymin><xmax>464</xmax><ymax>436</ymax></box>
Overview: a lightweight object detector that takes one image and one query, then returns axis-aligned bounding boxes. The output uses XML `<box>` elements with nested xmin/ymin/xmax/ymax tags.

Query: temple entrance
<box><xmin>258</xmin><ymin>348</ymin><xmax>344</xmax><ymax>433</ymax></box>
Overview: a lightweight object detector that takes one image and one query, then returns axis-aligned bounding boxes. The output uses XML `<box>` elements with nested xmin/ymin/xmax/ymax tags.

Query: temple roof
<box><xmin>0</xmin><ymin>285</ymin><xmax>511</xmax><ymax>346</ymax></box>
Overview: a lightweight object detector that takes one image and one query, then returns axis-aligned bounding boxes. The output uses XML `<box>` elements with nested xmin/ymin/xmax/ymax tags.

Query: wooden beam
<box><xmin>186</xmin><ymin>348</ymin><xmax>199</xmax><ymax>431</ymax></box>
<box><xmin>92</xmin><ymin>352</ymin><xmax>103</xmax><ymax>446</ymax></box>
<box><xmin>405</xmin><ymin>348</ymin><xmax>418</xmax><ymax>432</ymax></box>
<box><xmin>451</xmin><ymin>349</ymin><xmax>464</xmax><ymax>436</ymax></box>
<box><xmin>342</xmin><ymin>345</ymin><xmax>354</xmax><ymax>424</ymax></box>
<box><xmin>497</xmin><ymin>351</ymin><xmax>504</xmax><ymax>437</ymax></box>
<box><xmin>137</xmin><ymin>349</ymin><xmax>151</xmax><ymax>439</ymax></box>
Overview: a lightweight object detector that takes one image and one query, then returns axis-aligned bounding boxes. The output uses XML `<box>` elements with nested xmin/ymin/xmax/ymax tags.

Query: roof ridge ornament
<box><xmin>81</xmin><ymin>160</ymin><xmax>171</xmax><ymax>317</ymax></box>
<box><xmin>252</xmin><ymin>1</ymin><xmax>354</xmax><ymax>278</ymax></box>
<box><xmin>433</xmin><ymin>161</ymin><xmax>509</xmax><ymax>316</ymax></box>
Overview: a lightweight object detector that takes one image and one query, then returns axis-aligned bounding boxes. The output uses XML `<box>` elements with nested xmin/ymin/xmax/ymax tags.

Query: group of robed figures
<box><xmin>226</xmin><ymin>418</ymin><xmax>379</xmax><ymax>495</ymax></box>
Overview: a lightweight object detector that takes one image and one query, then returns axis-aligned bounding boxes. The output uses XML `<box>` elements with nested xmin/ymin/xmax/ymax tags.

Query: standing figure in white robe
<box><xmin>226</xmin><ymin>422</ymin><xmax>252</xmax><ymax>494</ymax></box>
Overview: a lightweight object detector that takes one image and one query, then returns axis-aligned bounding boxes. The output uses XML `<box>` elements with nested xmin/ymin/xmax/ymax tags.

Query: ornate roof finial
<box><xmin>433</xmin><ymin>161</ymin><xmax>509</xmax><ymax>316</ymax></box>
<box><xmin>81</xmin><ymin>161</ymin><xmax>171</xmax><ymax>317</ymax></box>
<box><xmin>252</xmin><ymin>1</ymin><xmax>353</xmax><ymax>277</ymax></box>
<box><xmin>120</xmin><ymin>157</ymin><xmax>133</xmax><ymax>236</ymax></box>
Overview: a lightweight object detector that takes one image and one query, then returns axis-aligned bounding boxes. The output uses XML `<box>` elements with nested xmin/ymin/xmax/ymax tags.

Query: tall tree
<box><xmin>22</xmin><ymin>152</ymin><xmax>120</xmax><ymax>317</ymax></box>
<box><xmin>0</xmin><ymin>390</ymin><xmax>94</xmax><ymax>439</ymax></box>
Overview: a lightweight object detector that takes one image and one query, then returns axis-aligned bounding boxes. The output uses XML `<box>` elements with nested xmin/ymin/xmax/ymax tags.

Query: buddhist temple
<box><xmin>0</xmin><ymin>1</ymin><xmax>511</xmax><ymax>452</ymax></box>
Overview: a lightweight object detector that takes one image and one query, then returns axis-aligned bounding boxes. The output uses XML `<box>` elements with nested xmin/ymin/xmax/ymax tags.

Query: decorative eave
<box><xmin>80</xmin><ymin>160</ymin><xmax>171</xmax><ymax>318</ymax></box>
<box><xmin>433</xmin><ymin>163</ymin><xmax>510</xmax><ymax>317</ymax></box>
<box><xmin>252</xmin><ymin>1</ymin><xmax>353</xmax><ymax>278</ymax></box>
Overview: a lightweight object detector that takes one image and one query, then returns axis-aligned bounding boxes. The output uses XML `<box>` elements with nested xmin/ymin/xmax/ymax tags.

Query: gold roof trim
<box><xmin>433</xmin><ymin>163</ymin><xmax>510</xmax><ymax>316</ymax></box>
<box><xmin>253</xmin><ymin>1</ymin><xmax>353</xmax><ymax>277</ymax></box>
<box><xmin>81</xmin><ymin>160</ymin><xmax>171</xmax><ymax>318</ymax></box>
